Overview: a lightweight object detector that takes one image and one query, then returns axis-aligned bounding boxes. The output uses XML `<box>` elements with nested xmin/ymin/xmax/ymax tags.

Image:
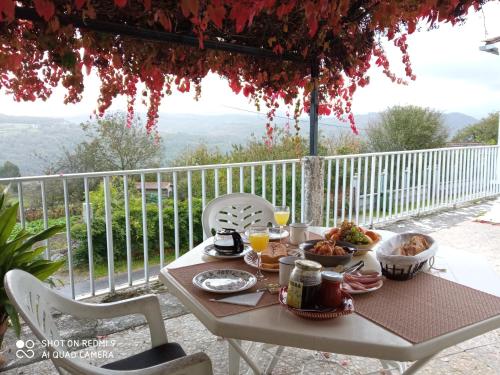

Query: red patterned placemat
<box><xmin>354</xmin><ymin>273</ymin><xmax>500</xmax><ymax>343</ymax></box>
<box><xmin>167</xmin><ymin>259</ymin><xmax>280</xmax><ymax>317</ymax></box>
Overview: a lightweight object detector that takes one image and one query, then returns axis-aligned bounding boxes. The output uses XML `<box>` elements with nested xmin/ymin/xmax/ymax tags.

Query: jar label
<box><xmin>287</xmin><ymin>280</ymin><xmax>303</xmax><ymax>309</ymax></box>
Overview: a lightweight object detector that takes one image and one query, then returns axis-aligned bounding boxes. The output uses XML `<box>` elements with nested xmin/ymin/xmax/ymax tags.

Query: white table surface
<box><xmin>159</xmin><ymin>227</ymin><xmax>500</xmax><ymax>362</ymax></box>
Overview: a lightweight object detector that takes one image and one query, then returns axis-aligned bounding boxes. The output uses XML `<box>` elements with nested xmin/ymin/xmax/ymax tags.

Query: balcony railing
<box><xmin>1</xmin><ymin>145</ymin><xmax>498</xmax><ymax>300</ymax></box>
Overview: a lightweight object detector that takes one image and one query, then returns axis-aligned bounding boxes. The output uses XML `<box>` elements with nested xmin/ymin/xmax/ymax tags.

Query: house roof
<box><xmin>135</xmin><ymin>182</ymin><xmax>172</xmax><ymax>190</ymax></box>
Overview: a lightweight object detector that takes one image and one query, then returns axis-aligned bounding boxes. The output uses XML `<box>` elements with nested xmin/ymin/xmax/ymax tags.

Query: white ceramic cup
<box><xmin>289</xmin><ymin>223</ymin><xmax>309</xmax><ymax>245</ymax></box>
<box><xmin>279</xmin><ymin>256</ymin><xmax>300</xmax><ymax>286</ymax></box>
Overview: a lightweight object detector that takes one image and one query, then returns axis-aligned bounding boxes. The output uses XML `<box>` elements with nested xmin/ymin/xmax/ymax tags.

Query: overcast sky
<box><xmin>0</xmin><ymin>2</ymin><xmax>499</xmax><ymax>120</ymax></box>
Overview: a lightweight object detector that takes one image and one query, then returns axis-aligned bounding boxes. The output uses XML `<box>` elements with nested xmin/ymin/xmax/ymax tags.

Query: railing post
<box><xmin>303</xmin><ymin>156</ymin><xmax>324</xmax><ymax>225</ymax></box>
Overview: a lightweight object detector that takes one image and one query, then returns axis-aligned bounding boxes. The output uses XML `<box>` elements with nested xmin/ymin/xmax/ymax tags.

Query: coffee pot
<box><xmin>213</xmin><ymin>228</ymin><xmax>244</xmax><ymax>255</ymax></box>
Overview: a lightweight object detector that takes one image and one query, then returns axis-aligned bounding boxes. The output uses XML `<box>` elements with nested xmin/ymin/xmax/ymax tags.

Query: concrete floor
<box><xmin>2</xmin><ymin>198</ymin><xmax>500</xmax><ymax>374</ymax></box>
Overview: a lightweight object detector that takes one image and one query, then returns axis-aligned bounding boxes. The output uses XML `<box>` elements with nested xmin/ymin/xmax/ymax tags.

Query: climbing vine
<box><xmin>0</xmin><ymin>0</ymin><xmax>488</xmax><ymax>135</ymax></box>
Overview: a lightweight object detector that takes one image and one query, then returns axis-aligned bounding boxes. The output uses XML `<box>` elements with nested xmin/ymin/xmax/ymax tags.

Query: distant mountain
<box><xmin>0</xmin><ymin>114</ymin><xmax>84</xmax><ymax>176</ymax></box>
<box><xmin>442</xmin><ymin>112</ymin><xmax>478</xmax><ymax>137</ymax></box>
<box><xmin>0</xmin><ymin>111</ymin><xmax>480</xmax><ymax>176</ymax></box>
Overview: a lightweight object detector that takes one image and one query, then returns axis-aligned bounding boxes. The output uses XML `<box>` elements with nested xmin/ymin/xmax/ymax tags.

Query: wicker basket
<box><xmin>379</xmin><ymin>260</ymin><xmax>429</xmax><ymax>281</ymax></box>
<box><xmin>278</xmin><ymin>287</ymin><xmax>354</xmax><ymax>320</ymax></box>
<box><xmin>376</xmin><ymin>233</ymin><xmax>437</xmax><ymax>281</ymax></box>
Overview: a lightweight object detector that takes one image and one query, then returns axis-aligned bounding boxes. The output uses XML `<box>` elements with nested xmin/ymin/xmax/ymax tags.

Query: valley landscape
<box><xmin>0</xmin><ymin>111</ymin><xmax>478</xmax><ymax>176</ymax></box>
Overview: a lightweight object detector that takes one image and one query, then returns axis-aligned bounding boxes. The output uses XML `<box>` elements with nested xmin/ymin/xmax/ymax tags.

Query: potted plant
<box><xmin>0</xmin><ymin>193</ymin><xmax>65</xmax><ymax>348</ymax></box>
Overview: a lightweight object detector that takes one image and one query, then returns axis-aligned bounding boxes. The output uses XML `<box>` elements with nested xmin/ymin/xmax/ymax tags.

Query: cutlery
<box><xmin>342</xmin><ymin>260</ymin><xmax>364</xmax><ymax>274</ymax></box>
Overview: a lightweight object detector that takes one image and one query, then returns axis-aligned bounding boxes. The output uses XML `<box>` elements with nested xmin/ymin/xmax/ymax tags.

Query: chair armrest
<box><xmin>52</xmin><ymin>293</ymin><xmax>167</xmax><ymax>346</ymax></box>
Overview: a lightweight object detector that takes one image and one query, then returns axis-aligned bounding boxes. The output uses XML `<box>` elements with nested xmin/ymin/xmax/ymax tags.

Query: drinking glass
<box><xmin>248</xmin><ymin>226</ymin><xmax>269</xmax><ymax>280</ymax></box>
<box><xmin>274</xmin><ymin>205</ymin><xmax>290</xmax><ymax>243</ymax></box>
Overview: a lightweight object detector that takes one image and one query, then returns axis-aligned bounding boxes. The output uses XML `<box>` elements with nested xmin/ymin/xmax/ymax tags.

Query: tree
<box><xmin>0</xmin><ymin>1</ymin><xmax>487</xmax><ymax>134</ymax></box>
<box><xmin>51</xmin><ymin>113</ymin><xmax>163</xmax><ymax>174</ymax></box>
<box><xmin>0</xmin><ymin>161</ymin><xmax>20</xmax><ymax>178</ymax></box>
<box><xmin>367</xmin><ymin>106</ymin><xmax>448</xmax><ymax>152</ymax></box>
<box><xmin>323</xmin><ymin>132</ymin><xmax>367</xmax><ymax>156</ymax></box>
<box><xmin>452</xmin><ymin>113</ymin><xmax>499</xmax><ymax>145</ymax></box>
<box><xmin>172</xmin><ymin>127</ymin><xmax>365</xmax><ymax>199</ymax></box>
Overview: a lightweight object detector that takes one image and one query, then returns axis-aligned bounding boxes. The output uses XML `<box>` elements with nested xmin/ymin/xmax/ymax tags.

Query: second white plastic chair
<box><xmin>202</xmin><ymin>193</ymin><xmax>275</xmax><ymax>237</ymax></box>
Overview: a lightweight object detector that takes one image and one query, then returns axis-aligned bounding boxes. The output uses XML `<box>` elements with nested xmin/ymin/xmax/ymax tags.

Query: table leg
<box><xmin>227</xmin><ymin>338</ymin><xmax>263</xmax><ymax>374</ymax></box>
<box><xmin>228</xmin><ymin>339</ymin><xmax>241</xmax><ymax>375</ymax></box>
<box><xmin>401</xmin><ymin>354</ymin><xmax>437</xmax><ymax>375</ymax></box>
<box><xmin>380</xmin><ymin>359</ymin><xmax>406</xmax><ymax>373</ymax></box>
<box><xmin>264</xmin><ymin>345</ymin><xmax>285</xmax><ymax>374</ymax></box>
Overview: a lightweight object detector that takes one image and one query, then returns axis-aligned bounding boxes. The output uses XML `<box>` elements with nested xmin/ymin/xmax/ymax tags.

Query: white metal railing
<box><xmin>0</xmin><ymin>145</ymin><xmax>498</xmax><ymax>300</ymax></box>
<box><xmin>324</xmin><ymin>146</ymin><xmax>500</xmax><ymax>227</ymax></box>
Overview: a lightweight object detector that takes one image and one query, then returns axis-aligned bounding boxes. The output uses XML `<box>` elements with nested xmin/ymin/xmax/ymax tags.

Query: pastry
<box><xmin>260</xmin><ymin>262</ymin><xmax>280</xmax><ymax>270</ymax></box>
<box><xmin>396</xmin><ymin>235</ymin><xmax>430</xmax><ymax>256</ymax></box>
<box><xmin>261</xmin><ymin>243</ymin><xmax>287</xmax><ymax>264</ymax></box>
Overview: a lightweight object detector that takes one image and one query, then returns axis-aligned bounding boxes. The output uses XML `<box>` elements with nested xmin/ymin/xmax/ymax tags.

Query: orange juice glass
<box><xmin>274</xmin><ymin>206</ymin><xmax>290</xmax><ymax>243</ymax></box>
<box><xmin>248</xmin><ymin>226</ymin><xmax>269</xmax><ymax>280</ymax></box>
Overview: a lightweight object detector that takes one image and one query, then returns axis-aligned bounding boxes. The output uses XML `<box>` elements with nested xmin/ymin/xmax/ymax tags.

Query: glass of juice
<box><xmin>274</xmin><ymin>206</ymin><xmax>290</xmax><ymax>243</ymax></box>
<box><xmin>248</xmin><ymin>226</ymin><xmax>270</xmax><ymax>280</ymax></box>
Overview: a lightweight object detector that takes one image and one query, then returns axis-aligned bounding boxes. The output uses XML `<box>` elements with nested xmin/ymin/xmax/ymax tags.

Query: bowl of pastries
<box><xmin>324</xmin><ymin>221</ymin><xmax>381</xmax><ymax>256</ymax></box>
<box><xmin>376</xmin><ymin>233</ymin><xmax>437</xmax><ymax>280</ymax></box>
<box><xmin>300</xmin><ymin>239</ymin><xmax>354</xmax><ymax>267</ymax></box>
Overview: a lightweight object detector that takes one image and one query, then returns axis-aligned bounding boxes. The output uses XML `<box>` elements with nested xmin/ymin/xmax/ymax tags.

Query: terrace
<box><xmin>0</xmin><ymin>147</ymin><xmax>500</xmax><ymax>374</ymax></box>
<box><xmin>1</xmin><ymin>1</ymin><xmax>500</xmax><ymax>374</ymax></box>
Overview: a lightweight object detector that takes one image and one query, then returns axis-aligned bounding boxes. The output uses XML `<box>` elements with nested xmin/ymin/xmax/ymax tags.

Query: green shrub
<box><xmin>11</xmin><ymin>217</ymin><xmax>78</xmax><ymax>238</ymax></box>
<box><xmin>71</xmin><ymin>182</ymin><xmax>203</xmax><ymax>267</ymax></box>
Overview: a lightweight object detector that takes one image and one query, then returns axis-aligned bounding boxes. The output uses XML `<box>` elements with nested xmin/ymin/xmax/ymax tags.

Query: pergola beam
<box><xmin>309</xmin><ymin>61</ymin><xmax>319</xmax><ymax>156</ymax></box>
<box><xmin>483</xmin><ymin>35</ymin><xmax>500</xmax><ymax>45</ymax></box>
<box><xmin>14</xmin><ymin>6</ymin><xmax>319</xmax><ymax>156</ymax></box>
<box><xmin>14</xmin><ymin>7</ymin><xmax>305</xmax><ymax>63</ymax></box>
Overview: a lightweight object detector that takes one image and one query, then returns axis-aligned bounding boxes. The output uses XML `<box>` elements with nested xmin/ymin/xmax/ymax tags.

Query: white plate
<box><xmin>243</xmin><ymin>251</ymin><xmax>279</xmax><ymax>273</ymax></box>
<box><xmin>192</xmin><ymin>269</ymin><xmax>257</xmax><ymax>294</ymax></box>
<box><xmin>341</xmin><ymin>279</ymin><xmax>383</xmax><ymax>294</ymax></box>
<box><xmin>203</xmin><ymin>244</ymin><xmax>252</xmax><ymax>259</ymax></box>
<box><xmin>243</xmin><ymin>228</ymin><xmax>289</xmax><ymax>242</ymax></box>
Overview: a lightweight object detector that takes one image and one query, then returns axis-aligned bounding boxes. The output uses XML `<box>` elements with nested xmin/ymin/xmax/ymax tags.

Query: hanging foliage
<box><xmin>0</xmin><ymin>0</ymin><xmax>489</xmax><ymax>135</ymax></box>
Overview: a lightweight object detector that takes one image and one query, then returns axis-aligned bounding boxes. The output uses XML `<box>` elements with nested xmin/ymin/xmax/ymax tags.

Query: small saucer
<box><xmin>203</xmin><ymin>244</ymin><xmax>251</xmax><ymax>259</ymax></box>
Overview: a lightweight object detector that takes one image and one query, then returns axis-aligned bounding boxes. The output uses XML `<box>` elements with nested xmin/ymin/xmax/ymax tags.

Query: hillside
<box><xmin>0</xmin><ymin>111</ymin><xmax>478</xmax><ymax>176</ymax></box>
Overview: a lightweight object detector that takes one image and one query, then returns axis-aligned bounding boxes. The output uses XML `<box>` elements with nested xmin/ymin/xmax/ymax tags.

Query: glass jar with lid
<box><xmin>286</xmin><ymin>259</ymin><xmax>322</xmax><ymax>309</ymax></box>
<box><xmin>319</xmin><ymin>271</ymin><xmax>344</xmax><ymax>308</ymax></box>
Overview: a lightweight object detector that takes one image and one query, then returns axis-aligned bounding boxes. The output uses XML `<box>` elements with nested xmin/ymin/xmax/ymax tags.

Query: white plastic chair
<box><xmin>4</xmin><ymin>269</ymin><xmax>213</xmax><ymax>375</ymax></box>
<box><xmin>202</xmin><ymin>193</ymin><xmax>285</xmax><ymax>372</ymax></box>
<box><xmin>202</xmin><ymin>193</ymin><xmax>275</xmax><ymax>237</ymax></box>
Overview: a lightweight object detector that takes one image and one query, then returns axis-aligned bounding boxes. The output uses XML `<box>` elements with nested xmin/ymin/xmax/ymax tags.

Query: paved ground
<box><xmin>2</xmin><ymin>198</ymin><xmax>500</xmax><ymax>374</ymax></box>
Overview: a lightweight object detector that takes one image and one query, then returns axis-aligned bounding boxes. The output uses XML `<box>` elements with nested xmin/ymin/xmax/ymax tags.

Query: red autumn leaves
<box><xmin>0</xmin><ymin>0</ymin><xmax>486</xmax><ymax>135</ymax></box>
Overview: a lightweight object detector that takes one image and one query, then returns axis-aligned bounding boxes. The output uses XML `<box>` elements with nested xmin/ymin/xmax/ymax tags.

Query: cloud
<box><xmin>352</xmin><ymin>2</ymin><xmax>500</xmax><ymax>118</ymax></box>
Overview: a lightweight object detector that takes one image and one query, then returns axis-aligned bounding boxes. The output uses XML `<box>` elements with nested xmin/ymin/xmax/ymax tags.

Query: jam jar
<box><xmin>319</xmin><ymin>271</ymin><xmax>344</xmax><ymax>308</ymax></box>
<box><xmin>287</xmin><ymin>259</ymin><xmax>322</xmax><ymax>309</ymax></box>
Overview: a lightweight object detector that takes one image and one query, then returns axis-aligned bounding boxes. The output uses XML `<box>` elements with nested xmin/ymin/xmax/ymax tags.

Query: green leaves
<box><xmin>367</xmin><ymin>105</ymin><xmax>448</xmax><ymax>152</ymax></box>
<box><xmin>0</xmin><ymin>193</ymin><xmax>65</xmax><ymax>337</ymax></box>
<box><xmin>4</xmin><ymin>303</ymin><xmax>20</xmax><ymax>337</ymax></box>
<box><xmin>0</xmin><ymin>203</ymin><xmax>18</xmax><ymax>246</ymax></box>
<box><xmin>452</xmin><ymin>113</ymin><xmax>499</xmax><ymax>145</ymax></box>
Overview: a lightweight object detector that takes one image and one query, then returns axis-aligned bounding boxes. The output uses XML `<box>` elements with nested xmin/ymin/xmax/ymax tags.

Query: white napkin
<box><xmin>210</xmin><ymin>292</ymin><xmax>264</xmax><ymax>306</ymax></box>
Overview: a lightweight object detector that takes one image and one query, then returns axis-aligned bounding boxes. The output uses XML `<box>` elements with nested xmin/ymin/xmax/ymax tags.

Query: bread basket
<box><xmin>376</xmin><ymin>233</ymin><xmax>437</xmax><ymax>281</ymax></box>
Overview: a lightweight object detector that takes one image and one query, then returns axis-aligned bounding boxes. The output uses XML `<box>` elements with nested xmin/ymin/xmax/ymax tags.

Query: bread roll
<box><xmin>261</xmin><ymin>243</ymin><xmax>287</xmax><ymax>263</ymax></box>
